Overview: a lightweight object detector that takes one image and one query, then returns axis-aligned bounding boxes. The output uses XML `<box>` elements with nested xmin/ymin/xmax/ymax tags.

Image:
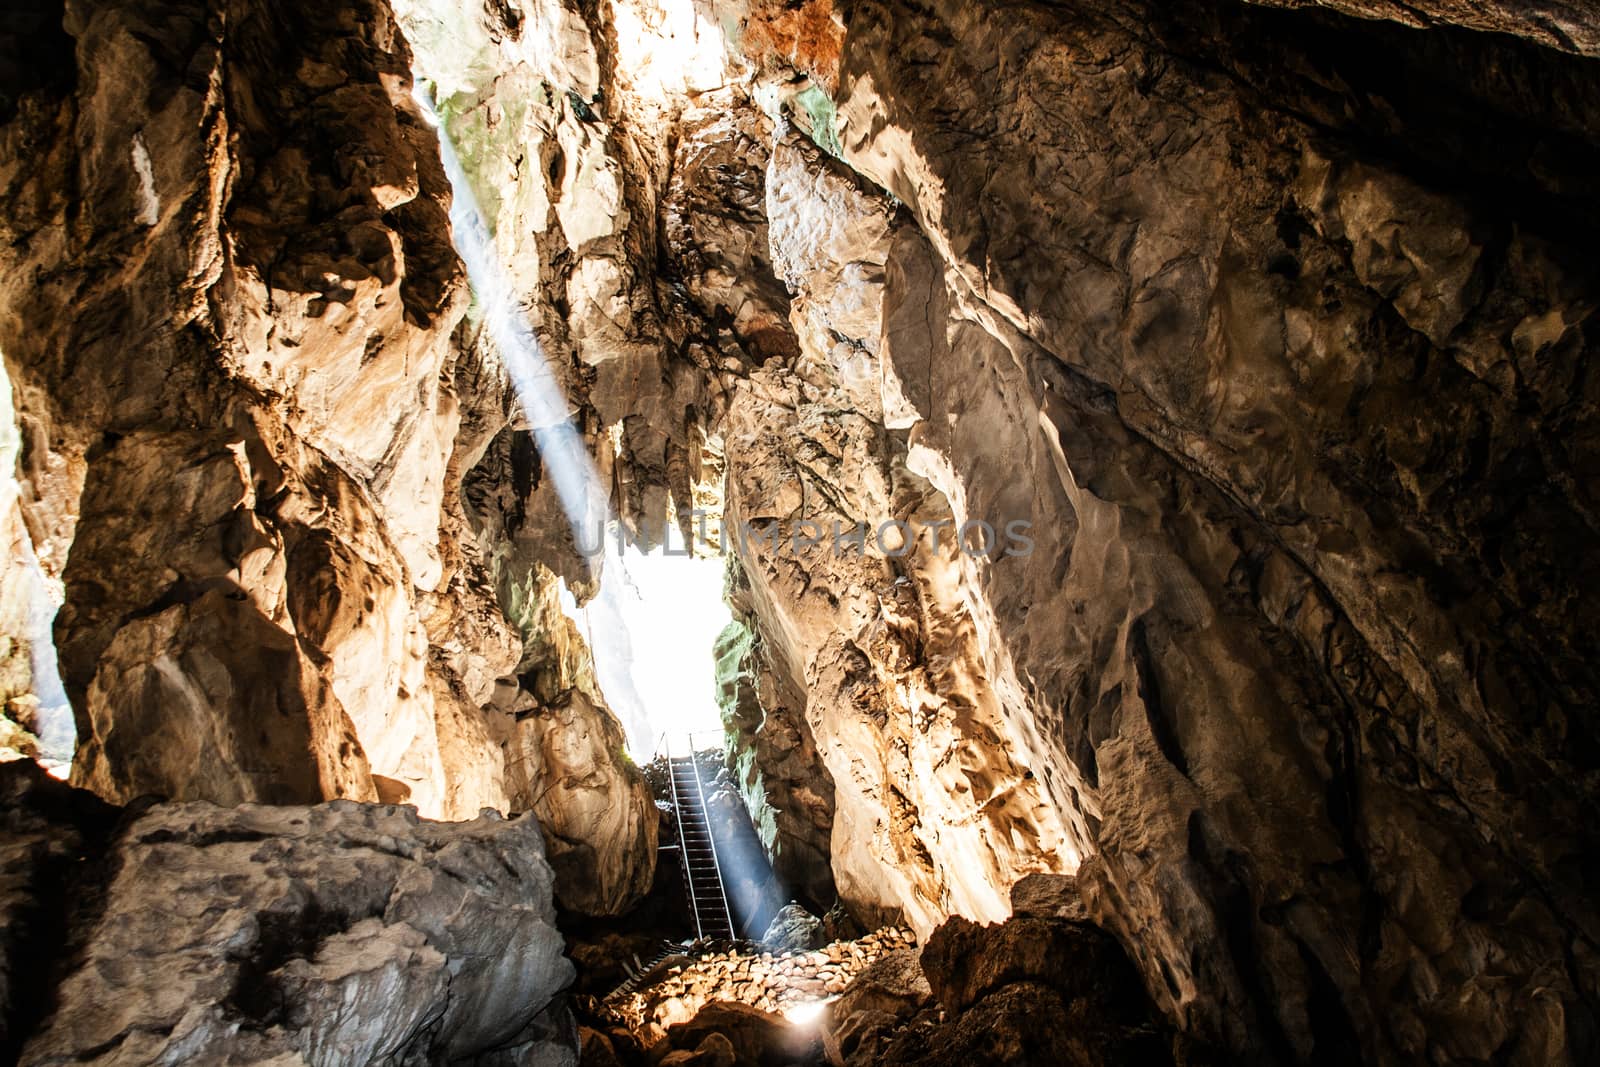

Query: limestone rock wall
<box><xmin>651</xmin><ymin>80</ymin><xmax>1075</xmax><ymax>936</ymax></box>
<box><xmin>386</xmin><ymin>0</ymin><xmax>683</xmax><ymax>913</ymax></box>
<box><xmin>690</xmin><ymin>123</ymin><xmax>1075</xmax><ymax>934</ymax></box>
<box><xmin>805</xmin><ymin>0</ymin><xmax>1600</xmax><ymax>1059</ymax></box>
<box><xmin>0</xmin><ymin>0</ymin><xmax>518</xmax><ymax>817</ymax></box>
<box><xmin>640</xmin><ymin>0</ymin><xmax>1600</xmax><ymax>1058</ymax></box>
<box><xmin>0</xmin><ymin>0</ymin><xmax>659</xmax><ymax>924</ymax></box>
<box><xmin>495</xmin><ymin>566</ymin><xmax>658</xmax><ymax>917</ymax></box>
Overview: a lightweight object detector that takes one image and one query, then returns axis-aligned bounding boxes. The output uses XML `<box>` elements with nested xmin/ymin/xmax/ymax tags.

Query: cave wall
<box><xmin>0</xmin><ymin>0</ymin><xmax>496</xmax><ymax>813</ymax></box>
<box><xmin>568</xmin><ymin>0</ymin><xmax>1600</xmax><ymax>1057</ymax></box>
<box><xmin>806</xmin><ymin>0</ymin><xmax>1600</xmax><ymax>1059</ymax></box>
<box><xmin>1</xmin><ymin>0</ymin><xmax>1597</xmax><ymax>1061</ymax></box>
<box><xmin>0</xmin><ymin>0</ymin><xmax>657</xmax><ymax>915</ymax></box>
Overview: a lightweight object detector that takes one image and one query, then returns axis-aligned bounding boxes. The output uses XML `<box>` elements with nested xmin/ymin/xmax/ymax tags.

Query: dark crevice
<box><xmin>0</xmin><ymin>765</ymin><xmax>143</xmax><ymax>1062</ymax></box>
<box><xmin>1129</xmin><ymin>617</ymin><xmax>1188</xmax><ymax>778</ymax></box>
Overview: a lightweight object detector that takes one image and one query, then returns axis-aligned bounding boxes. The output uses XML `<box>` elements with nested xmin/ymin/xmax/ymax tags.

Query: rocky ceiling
<box><xmin>0</xmin><ymin>0</ymin><xmax>1597</xmax><ymax>1063</ymax></box>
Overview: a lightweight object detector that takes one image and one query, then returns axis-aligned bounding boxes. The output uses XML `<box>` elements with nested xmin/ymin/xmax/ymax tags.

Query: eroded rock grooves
<box><xmin>1</xmin><ymin>0</ymin><xmax>1598</xmax><ymax>1063</ymax></box>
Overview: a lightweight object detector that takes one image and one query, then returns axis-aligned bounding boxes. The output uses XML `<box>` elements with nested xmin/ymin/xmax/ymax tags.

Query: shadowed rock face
<box><xmin>0</xmin><ymin>761</ymin><xmax>119</xmax><ymax>1064</ymax></box>
<box><xmin>813</xmin><ymin>877</ymin><xmax>1194</xmax><ymax>1067</ymax></box>
<box><xmin>1243</xmin><ymin>0</ymin><xmax>1600</xmax><ymax>58</ymax></box>
<box><xmin>820</xmin><ymin>0</ymin><xmax>1600</xmax><ymax>1059</ymax></box>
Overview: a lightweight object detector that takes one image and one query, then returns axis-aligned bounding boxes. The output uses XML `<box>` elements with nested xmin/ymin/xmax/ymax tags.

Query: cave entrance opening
<box><xmin>413</xmin><ymin>82</ymin><xmax>756</xmax><ymax>931</ymax></box>
<box><xmin>557</xmin><ymin>527</ymin><xmax>732</xmax><ymax>762</ymax></box>
<box><xmin>0</xmin><ymin>355</ymin><xmax>74</xmax><ymax>777</ymax></box>
<box><xmin>558</xmin><ymin>527</ymin><xmax>789</xmax><ymax>941</ymax></box>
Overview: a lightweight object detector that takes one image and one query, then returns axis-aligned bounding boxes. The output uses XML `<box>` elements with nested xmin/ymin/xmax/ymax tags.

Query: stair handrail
<box><xmin>663</xmin><ymin>733</ymin><xmax>708</xmax><ymax>940</ymax></box>
<box><xmin>685</xmin><ymin>741</ymin><xmax>737</xmax><ymax>939</ymax></box>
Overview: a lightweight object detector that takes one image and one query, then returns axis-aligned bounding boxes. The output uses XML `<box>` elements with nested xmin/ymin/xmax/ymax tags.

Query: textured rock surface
<box><xmin>701</xmin><ymin>124</ymin><xmax>1074</xmax><ymax>936</ymax></box>
<box><xmin>0</xmin><ymin>0</ymin><xmax>518</xmax><ymax>818</ymax></box>
<box><xmin>0</xmin><ymin>765</ymin><xmax>577</xmax><ymax>1065</ymax></box>
<box><xmin>760</xmin><ymin>903</ymin><xmax>825</xmax><ymax>953</ymax></box>
<box><xmin>495</xmin><ymin>571</ymin><xmax>657</xmax><ymax>916</ymax></box>
<box><xmin>664</xmin><ymin>1001</ymin><xmax>820</xmax><ymax>1067</ymax></box>
<box><xmin>0</xmin><ymin>0</ymin><xmax>657</xmax><ymax>917</ymax></box>
<box><xmin>0</xmin><ymin>364</ymin><xmax>67</xmax><ymax>769</ymax></box>
<box><xmin>5</xmin><ymin>0</ymin><xmax>1600</xmax><ymax>1063</ymax></box>
<box><xmin>1007</xmin><ymin>872</ymin><xmax>1089</xmax><ymax>923</ymax></box>
<box><xmin>816</xmin><ymin>0</ymin><xmax>1600</xmax><ymax>1058</ymax></box>
<box><xmin>1244</xmin><ymin>0</ymin><xmax>1600</xmax><ymax>57</ymax></box>
<box><xmin>392</xmin><ymin>1</ymin><xmax>1600</xmax><ymax>1058</ymax></box>
<box><xmin>820</xmin><ymin>948</ymin><xmax>930</xmax><ymax>1067</ymax></box>
<box><xmin>851</xmin><ymin>893</ymin><xmax>1192</xmax><ymax>1067</ymax></box>
<box><xmin>395</xmin><ymin>0</ymin><xmax>667</xmax><ymax>907</ymax></box>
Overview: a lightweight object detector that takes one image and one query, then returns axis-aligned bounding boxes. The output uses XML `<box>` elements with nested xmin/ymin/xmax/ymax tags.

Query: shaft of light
<box><xmin>412</xmin><ymin>84</ymin><xmax>607</xmax><ymax>546</ymax></box>
<box><xmin>412</xmin><ymin>82</ymin><xmax>655</xmax><ymax>753</ymax></box>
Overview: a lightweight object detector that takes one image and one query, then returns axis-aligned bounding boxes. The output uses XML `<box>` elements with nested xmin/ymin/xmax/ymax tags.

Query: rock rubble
<box><xmin>613</xmin><ymin>927</ymin><xmax>917</xmax><ymax>1044</ymax></box>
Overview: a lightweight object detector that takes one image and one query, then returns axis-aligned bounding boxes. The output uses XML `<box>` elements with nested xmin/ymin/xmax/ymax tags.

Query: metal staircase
<box><xmin>666</xmin><ymin>743</ymin><xmax>734</xmax><ymax>940</ymax></box>
<box><xmin>604</xmin><ymin>942</ymin><xmax>681</xmax><ymax>1004</ymax></box>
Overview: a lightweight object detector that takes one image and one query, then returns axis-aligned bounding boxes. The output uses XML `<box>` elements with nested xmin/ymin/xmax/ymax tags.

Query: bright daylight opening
<box><xmin>558</xmin><ymin>528</ymin><xmax>731</xmax><ymax>761</ymax></box>
<box><xmin>0</xmin><ymin>355</ymin><xmax>73</xmax><ymax>778</ymax></box>
<box><xmin>414</xmin><ymin>81</ymin><xmax>732</xmax><ymax>763</ymax></box>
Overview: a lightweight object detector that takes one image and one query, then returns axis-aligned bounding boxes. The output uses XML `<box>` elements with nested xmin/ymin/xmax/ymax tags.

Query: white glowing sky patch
<box><xmin>416</xmin><ymin>77</ymin><xmax>731</xmax><ymax>762</ymax></box>
<box><xmin>608</xmin><ymin>0</ymin><xmax>726</xmax><ymax>100</ymax></box>
<box><xmin>0</xmin><ymin>353</ymin><xmax>74</xmax><ymax>776</ymax></box>
<box><xmin>559</xmin><ymin>535</ymin><xmax>730</xmax><ymax>758</ymax></box>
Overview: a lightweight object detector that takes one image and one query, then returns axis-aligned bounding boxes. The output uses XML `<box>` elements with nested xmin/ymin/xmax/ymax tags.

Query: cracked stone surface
<box><xmin>16</xmin><ymin>787</ymin><xmax>577</xmax><ymax>1066</ymax></box>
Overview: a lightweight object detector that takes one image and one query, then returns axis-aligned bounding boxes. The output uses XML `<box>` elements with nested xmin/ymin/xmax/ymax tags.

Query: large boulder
<box><xmin>919</xmin><ymin>916</ymin><xmax>1145</xmax><ymax>1016</ymax></box>
<box><xmin>761</xmin><ymin>904</ymin><xmax>826</xmax><ymax>953</ymax></box>
<box><xmin>664</xmin><ymin>1002</ymin><xmax>821</xmax><ymax>1067</ymax></box>
<box><xmin>863</xmin><ymin>911</ymin><xmax>1195</xmax><ymax>1067</ymax></box>
<box><xmin>892</xmin><ymin>981</ymin><xmax>1173</xmax><ymax>1067</ymax></box>
<box><xmin>9</xmin><ymin>788</ymin><xmax>577</xmax><ymax>1065</ymax></box>
<box><xmin>1008</xmin><ymin>873</ymin><xmax>1090</xmax><ymax>923</ymax></box>
<box><xmin>821</xmin><ymin>948</ymin><xmax>930</xmax><ymax>1067</ymax></box>
<box><xmin>810</xmin><ymin>904</ymin><xmax>1198</xmax><ymax>1067</ymax></box>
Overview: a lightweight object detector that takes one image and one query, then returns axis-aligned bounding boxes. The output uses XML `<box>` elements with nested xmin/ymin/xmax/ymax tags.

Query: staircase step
<box><xmin>670</xmin><ymin>759</ymin><xmax>732</xmax><ymax>944</ymax></box>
